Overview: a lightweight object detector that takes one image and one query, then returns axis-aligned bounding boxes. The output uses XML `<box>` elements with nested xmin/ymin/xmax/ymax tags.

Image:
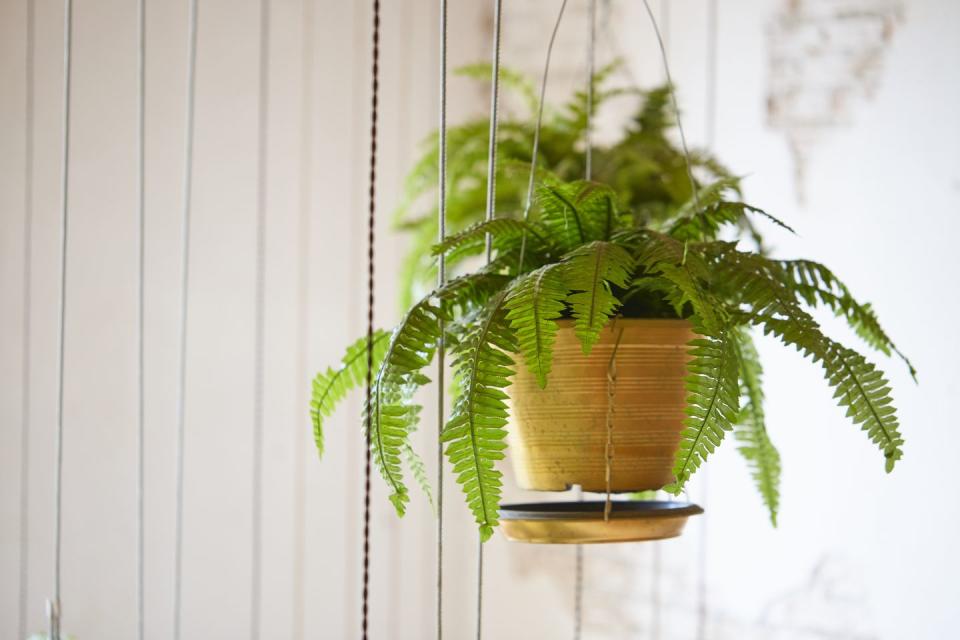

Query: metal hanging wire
<box><xmin>640</xmin><ymin>0</ymin><xmax>700</xmax><ymax>210</ymax></box>
<box><xmin>361</xmin><ymin>2</ymin><xmax>382</xmax><ymax>638</ymax></box>
<box><xmin>477</xmin><ymin>1</ymin><xmax>503</xmax><ymax>637</ymax></box>
<box><xmin>574</xmin><ymin>2</ymin><xmax>597</xmax><ymax>637</ymax></box>
<box><xmin>697</xmin><ymin>3</ymin><xmax>719</xmax><ymax>637</ymax></box>
<box><xmin>173</xmin><ymin>0</ymin><xmax>199</xmax><ymax>636</ymax></box>
<box><xmin>19</xmin><ymin>1</ymin><xmax>36</xmax><ymax>638</ymax></box>
<box><xmin>250</xmin><ymin>1</ymin><xmax>270</xmax><ymax>639</ymax></box>
<box><xmin>517</xmin><ymin>0</ymin><xmax>569</xmax><ymax>271</ymax></box>
<box><xmin>48</xmin><ymin>0</ymin><xmax>74</xmax><ymax>637</ymax></box>
<box><xmin>136</xmin><ymin>0</ymin><xmax>147</xmax><ymax>637</ymax></box>
<box><xmin>436</xmin><ymin>0</ymin><xmax>448</xmax><ymax>638</ymax></box>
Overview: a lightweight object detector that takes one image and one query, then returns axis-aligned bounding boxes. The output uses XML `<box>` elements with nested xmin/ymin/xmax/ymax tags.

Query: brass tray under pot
<box><xmin>500</xmin><ymin>500</ymin><xmax>703</xmax><ymax>544</ymax></box>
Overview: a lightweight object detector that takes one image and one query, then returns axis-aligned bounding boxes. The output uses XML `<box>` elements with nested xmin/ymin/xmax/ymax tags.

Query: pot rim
<box><xmin>500</xmin><ymin>500</ymin><xmax>703</xmax><ymax>521</ymax></box>
<box><xmin>553</xmin><ymin>317</ymin><xmax>692</xmax><ymax>327</ymax></box>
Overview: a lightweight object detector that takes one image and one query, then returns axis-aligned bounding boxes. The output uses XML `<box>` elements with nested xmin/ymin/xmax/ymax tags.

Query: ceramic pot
<box><xmin>507</xmin><ymin>318</ymin><xmax>694</xmax><ymax>492</ymax></box>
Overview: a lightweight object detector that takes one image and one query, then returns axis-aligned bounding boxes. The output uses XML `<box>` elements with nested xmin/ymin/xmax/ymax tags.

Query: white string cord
<box><xmin>19</xmin><ymin>2</ymin><xmax>36</xmax><ymax>638</ymax></box>
<box><xmin>48</xmin><ymin>1</ymin><xmax>73</xmax><ymax>637</ymax></box>
<box><xmin>136</xmin><ymin>0</ymin><xmax>147</xmax><ymax>637</ymax></box>
<box><xmin>436</xmin><ymin>0</ymin><xmax>448</xmax><ymax>638</ymax></box>
<box><xmin>250</xmin><ymin>2</ymin><xmax>270</xmax><ymax>639</ymax></box>
<box><xmin>173</xmin><ymin>0</ymin><xmax>198</xmax><ymax>636</ymax></box>
<box><xmin>517</xmin><ymin>0</ymin><xmax>569</xmax><ymax>271</ymax></box>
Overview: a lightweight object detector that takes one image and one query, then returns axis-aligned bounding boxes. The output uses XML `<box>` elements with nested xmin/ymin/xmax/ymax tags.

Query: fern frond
<box><xmin>537</xmin><ymin>181</ymin><xmax>621</xmax><ymax>251</ymax></box>
<box><xmin>630</xmin><ymin>231</ymin><xmax>721</xmax><ymax>333</ymax></box>
<box><xmin>673</xmin><ymin>178</ymin><xmax>741</xmax><ymax>219</ymax></box>
<box><xmin>670</xmin><ymin>200</ymin><xmax>796</xmax><ymax>243</ymax></box>
<box><xmin>442</xmin><ymin>289</ymin><xmax>516</xmax><ymax>541</ymax></box>
<box><xmin>504</xmin><ymin>264</ymin><xmax>568</xmax><ymax>387</ymax></box>
<box><xmin>709</xmin><ymin>248</ymin><xmax>905</xmax><ymax>472</ymax></box>
<box><xmin>310</xmin><ymin>330</ymin><xmax>391</xmax><ymax>458</ymax></box>
<box><xmin>827</xmin><ymin>343</ymin><xmax>904</xmax><ymax>472</ymax></box>
<box><xmin>456</xmin><ymin>63</ymin><xmax>540</xmax><ymax>115</ymax></box>
<box><xmin>404</xmin><ymin>442</ymin><xmax>435</xmax><ymax>513</ymax></box>
<box><xmin>431</xmin><ymin>218</ymin><xmax>551</xmax><ymax>263</ymax></box>
<box><xmin>733</xmin><ymin>328</ymin><xmax>781</xmax><ymax>525</ymax></box>
<box><xmin>369</xmin><ymin>300</ymin><xmax>445</xmax><ymax>515</ymax></box>
<box><xmin>436</xmin><ymin>272</ymin><xmax>512</xmax><ymax>316</ymax></box>
<box><xmin>666</xmin><ymin>324</ymin><xmax>740</xmax><ymax>494</ymax></box>
<box><xmin>777</xmin><ymin>259</ymin><xmax>915</xmax><ymax>379</ymax></box>
<box><xmin>561</xmin><ymin>241</ymin><xmax>634</xmax><ymax>354</ymax></box>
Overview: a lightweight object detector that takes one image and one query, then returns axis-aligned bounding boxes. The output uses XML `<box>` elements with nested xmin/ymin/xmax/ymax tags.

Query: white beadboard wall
<box><xmin>1</xmin><ymin>1</ymin><xmax>957</xmax><ymax>639</ymax></box>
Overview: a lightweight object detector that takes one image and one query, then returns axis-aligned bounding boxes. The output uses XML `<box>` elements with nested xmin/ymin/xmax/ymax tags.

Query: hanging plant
<box><xmin>311</xmin><ymin>69</ymin><xmax>914</xmax><ymax>540</ymax></box>
<box><xmin>393</xmin><ymin>62</ymin><xmax>754</xmax><ymax>309</ymax></box>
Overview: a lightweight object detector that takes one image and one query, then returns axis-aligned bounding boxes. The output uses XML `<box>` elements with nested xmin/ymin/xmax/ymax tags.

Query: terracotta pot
<box><xmin>507</xmin><ymin>318</ymin><xmax>694</xmax><ymax>492</ymax></box>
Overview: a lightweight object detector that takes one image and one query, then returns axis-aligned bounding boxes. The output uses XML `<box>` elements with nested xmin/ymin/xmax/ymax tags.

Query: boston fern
<box><xmin>312</xmin><ymin>175</ymin><xmax>912</xmax><ymax>538</ymax></box>
<box><xmin>393</xmin><ymin>62</ymin><xmax>748</xmax><ymax>310</ymax></box>
<box><xmin>312</xmin><ymin>67</ymin><xmax>911</xmax><ymax>536</ymax></box>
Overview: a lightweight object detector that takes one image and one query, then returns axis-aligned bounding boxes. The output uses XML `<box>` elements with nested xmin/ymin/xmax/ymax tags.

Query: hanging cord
<box><xmin>476</xmin><ymin>2</ymin><xmax>502</xmax><ymax>638</ymax></box>
<box><xmin>517</xmin><ymin>0</ymin><xmax>568</xmax><ymax>272</ymax></box>
<box><xmin>361</xmin><ymin>2</ymin><xmax>381</xmax><ymax>639</ymax></box>
<box><xmin>250</xmin><ymin>1</ymin><xmax>270</xmax><ymax>639</ymax></box>
<box><xmin>697</xmin><ymin>3</ymin><xmax>718</xmax><ymax>637</ymax></box>
<box><xmin>604</xmin><ymin>326</ymin><xmax>623</xmax><ymax>521</ymax></box>
<box><xmin>640</xmin><ymin>0</ymin><xmax>700</xmax><ymax>212</ymax></box>
<box><xmin>136</xmin><ymin>0</ymin><xmax>147</xmax><ymax>637</ymax></box>
<box><xmin>483</xmin><ymin>0</ymin><xmax>503</xmax><ymax>262</ymax></box>
<box><xmin>659</xmin><ymin>0</ymin><xmax>670</xmax><ymax>58</ymax></box>
<box><xmin>173</xmin><ymin>0</ymin><xmax>198</xmax><ymax>637</ymax></box>
<box><xmin>48</xmin><ymin>1</ymin><xmax>74</xmax><ymax>637</ymax></box>
<box><xmin>18</xmin><ymin>2</ymin><xmax>36</xmax><ymax>638</ymax></box>
<box><xmin>585</xmin><ymin>0</ymin><xmax>596</xmax><ymax>181</ymax></box>
<box><xmin>573</xmin><ymin>505</ymin><xmax>583</xmax><ymax>639</ymax></box>
<box><xmin>436</xmin><ymin>0</ymin><xmax>448</xmax><ymax>638</ymax></box>
<box><xmin>574</xmin><ymin>3</ymin><xmax>597</xmax><ymax>638</ymax></box>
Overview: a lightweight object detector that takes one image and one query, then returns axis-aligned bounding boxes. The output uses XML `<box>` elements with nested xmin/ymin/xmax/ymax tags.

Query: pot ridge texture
<box><xmin>507</xmin><ymin>318</ymin><xmax>694</xmax><ymax>492</ymax></box>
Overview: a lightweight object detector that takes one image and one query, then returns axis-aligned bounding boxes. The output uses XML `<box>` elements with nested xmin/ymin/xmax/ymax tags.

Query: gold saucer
<box><xmin>499</xmin><ymin>500</ymin><xmax>703</xmax><ymax>544</ymax></box>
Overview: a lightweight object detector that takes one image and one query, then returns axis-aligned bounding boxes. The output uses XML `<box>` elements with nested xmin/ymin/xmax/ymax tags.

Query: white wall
<box><xmin>1</xmin><ymin>1</ymin><xmax>958</xmax><ymax>639</ymax></box>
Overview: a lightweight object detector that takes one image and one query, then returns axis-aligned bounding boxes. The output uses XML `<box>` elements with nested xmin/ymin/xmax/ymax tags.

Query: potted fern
<box><xmin>313</xmin><ymin>174</ymin><xmax>911</xmax><ymax>539</ymax></box>
<box><xmin>312</xmin><ymin>75</ymin><xmax>913</xmax><ymax>540</ymax></box>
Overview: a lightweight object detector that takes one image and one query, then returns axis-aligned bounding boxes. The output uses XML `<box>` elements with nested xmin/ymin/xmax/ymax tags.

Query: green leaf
<box><xmin>504</xmin><ymin>264</ymin><xmax>568</xmax><ymax>387</ymax></box>
<box><xmin>561</xmin><ymin>241</ymin><xmax>634</xmax><ymax>354</ymax></box>
<box><xmin>368</xmin><ymin>302</ymin><xmax>444</xmax><ymax>516</ymax></box>
<box><xmin>665</xmin><ymin>324</ymin><xmax>740</xmax><ymax>494</ymax></box>
<box><xmin>442</xmin><ymin>289</ymin><xmax>516</xmax><ymax>541</ymax></box>
<box><xmin>536</xmin><ymin>181</ymin><xmax>621</xmax><ymax>251</ymax></box>
<box><xmin>404</xmin><ymin>442</ymin><xmax>435</xmax><ymax>513</ymax></box>
<box><xmin>431</xmin><ymin>217</ymin><xmax>551</xmax><ymax>263</ymax></box>
<box><xmin>670</xmin><ymin>199</ymin><xmax>796</xmax><ymax>243</ymax></box>
<box><xmin>631</xmin><ymin>231</ymin><xmax>721</xmax><ymax>333</ymax></box>
<box><xmin>777</xmin><ymin>259</ymin><xmax>915</xmax><ymax>380</ymax></box>
<box><xmin>310</xmin><ymin>330</ymin><xmax>391</xmax><ymax>458</ymax></box>
<box><xmin>706</xmin><ymin>246</ymin><xmax>904</xmax><ymax>472</ymax></box>
<box><xmin>733</xmin><ymin>328</ymin><xmax>781</xmax><ymax>526</ymax></box>
<box><xmin>827</xmin><ymin>344</ymin><xmax>904</xmax><ymax>473</ymax></box>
